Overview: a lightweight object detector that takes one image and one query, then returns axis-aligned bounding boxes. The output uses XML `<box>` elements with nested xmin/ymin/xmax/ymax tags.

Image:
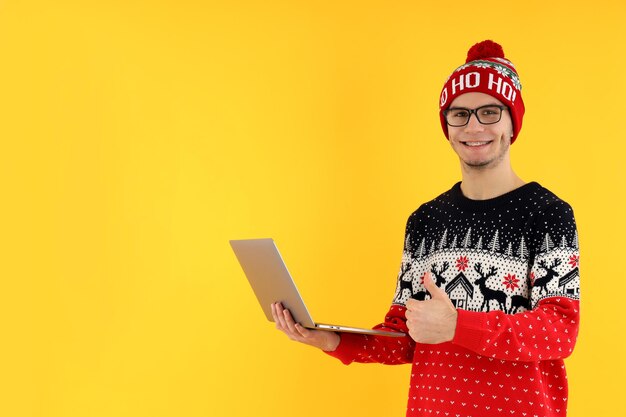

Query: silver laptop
<box><xmin>230</xmin><ymin>238</ymin><xmax>405</xmax><ymax>337</ymax></box>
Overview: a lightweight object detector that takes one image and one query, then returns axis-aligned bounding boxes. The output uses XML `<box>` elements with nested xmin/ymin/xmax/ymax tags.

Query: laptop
<box><xmin>230</xmin><ymin>238</ymin><xmax>405</xmax><ymax>337</ymax></box>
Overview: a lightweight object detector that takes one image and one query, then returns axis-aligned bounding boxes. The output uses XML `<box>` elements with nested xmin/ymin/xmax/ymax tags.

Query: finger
<box><xmin>423</xmin><ymin>272</ymin><xmax>448</xmax><ymax>299</ymax></box>
<box><xmin>294</xmin><ymin>322</ymin><xmax>311</xmax><ymax>338</ymax></box>
<box><xmin>282</xmin><ymin>307</ymin><xmax>301</xmax><ymax>335</ymax></box>
<box><xmin>271</xmin><ymin>303</ymin><xmax>282</xmax><ymax>327</ymax></box>
<box><xmin>271</xmin><ymin>302</ymin><xmax>278</xmax><ymax>322</ymax></box>
<box><xmin>273</xmin><ymin>303</ymin><xmax>289</xmax><ymax>331</ymax></box>
<box><xmin>277</xmin><ymin>305</ymin><xmax>303</xmax><ymax>340</ymax></box>
<box><xmin>405</xmin><ymin>310</ymin><xmax>419</xmax><ymax>324</ymax></box>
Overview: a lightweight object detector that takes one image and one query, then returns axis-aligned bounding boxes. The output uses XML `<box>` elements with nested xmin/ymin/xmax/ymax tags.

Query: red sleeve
<box><xmin>452</xmin><ymin>199</ymin><xmax>581</xmax><ymax>362</ymax></box>
<box><xmin>324</xmin><ymin>304</ymin><xmax>416</xmax><ymax>365</ymax></box>
<box><xmin>452</xmin><ymin>296</ymin><xmax>579</xmax><ymax>362</ymax></box>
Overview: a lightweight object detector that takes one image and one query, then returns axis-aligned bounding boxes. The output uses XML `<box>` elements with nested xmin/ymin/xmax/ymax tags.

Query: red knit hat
<box><xmin>439</xmin><ymin>40</ymin><xmax>525</xmax><ymax>144</ymax></box>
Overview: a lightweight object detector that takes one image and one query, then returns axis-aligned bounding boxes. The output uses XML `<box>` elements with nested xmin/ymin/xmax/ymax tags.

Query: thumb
<box><xmin>423</xmin><ymin>272</ymin><xmax>448</xmax><ymax>300</ymax></box>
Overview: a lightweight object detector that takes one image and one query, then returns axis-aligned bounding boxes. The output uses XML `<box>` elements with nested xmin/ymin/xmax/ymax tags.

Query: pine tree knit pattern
<box><xmin>326</xmin><ymin>182</ymin><xmax>580</xmax><ymax>417</ymax></box>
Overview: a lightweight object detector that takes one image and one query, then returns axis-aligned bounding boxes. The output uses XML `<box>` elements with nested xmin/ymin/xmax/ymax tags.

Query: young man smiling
<box><xmin>272</xmin><ymin>40</ymin><xmax>580</xmax><ymax>417</ymax></box>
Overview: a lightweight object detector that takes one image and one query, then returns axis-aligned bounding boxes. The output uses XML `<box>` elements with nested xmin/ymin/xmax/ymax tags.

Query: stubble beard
<box><xmin>461</xmin><ymin>136</ymin><xmax>511</xmax><ymax>171</ymax></box>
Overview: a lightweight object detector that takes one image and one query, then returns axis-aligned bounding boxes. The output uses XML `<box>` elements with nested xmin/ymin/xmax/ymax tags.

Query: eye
<box><xmin>479</xmin><ymin>107</ymin><xmax>500</xmax><ymax>116</ymax></box>
<box><xmin>451</xmin><ymin>110</ymin><xmax>469</xmax><ymax>118</ymax></box>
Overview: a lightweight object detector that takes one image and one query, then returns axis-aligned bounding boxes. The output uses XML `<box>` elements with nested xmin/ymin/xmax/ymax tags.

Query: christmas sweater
<box><xmin>326</xmin><ymin>182</ymin><xmax>580</xmax><ymax>417</ymax></box>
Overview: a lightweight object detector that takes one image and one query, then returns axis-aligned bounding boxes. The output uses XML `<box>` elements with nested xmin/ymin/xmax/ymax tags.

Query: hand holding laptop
<box><xmin>271</xmin><ymin>302</ymin><xmax>341</xmax><ymax>352</ymax></box>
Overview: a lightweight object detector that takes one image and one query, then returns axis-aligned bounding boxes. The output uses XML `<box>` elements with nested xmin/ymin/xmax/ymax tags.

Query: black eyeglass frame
<box><xmin>442</xmin><ymin>105</ymin><xmax>508</xmax><ymax>127</ymax></box>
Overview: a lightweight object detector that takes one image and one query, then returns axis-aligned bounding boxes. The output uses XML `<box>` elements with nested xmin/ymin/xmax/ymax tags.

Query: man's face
<box><xmin>446</xmin><ymin>92</ymin><xmax>514</xmax><ymax>170</ymax></box>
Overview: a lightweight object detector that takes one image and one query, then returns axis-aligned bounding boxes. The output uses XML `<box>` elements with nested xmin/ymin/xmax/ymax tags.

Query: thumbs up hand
<box><xmin>405</xmin><ymin>272</ymin><xmax>458</xmax><ymax>344</ymax></box>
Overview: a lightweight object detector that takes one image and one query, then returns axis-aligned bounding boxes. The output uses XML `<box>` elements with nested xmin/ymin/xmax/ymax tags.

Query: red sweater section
<box><xmin>326</xmin><ymin>297</ymin><xmax>579</xmax><ymax>417</ymax></box>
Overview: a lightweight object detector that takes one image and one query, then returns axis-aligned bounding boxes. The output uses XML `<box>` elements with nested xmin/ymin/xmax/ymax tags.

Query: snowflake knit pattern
<box><xmin>326</xmin><ymin>182</ymin><xmax>580</xmax><ymax>417</ymax></box>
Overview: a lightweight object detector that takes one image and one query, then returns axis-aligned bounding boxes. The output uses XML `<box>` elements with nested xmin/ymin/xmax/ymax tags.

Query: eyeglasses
<box><xmin>443</xmin><ymin>105</ymin><xmax>508</xmax><ymax>127</ymax></box>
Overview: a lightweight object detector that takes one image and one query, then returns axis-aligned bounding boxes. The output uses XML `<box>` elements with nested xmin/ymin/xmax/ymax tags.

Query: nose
<box><xmin>464</xmin><ymin>112</ymin><xmax>484</xmax><ymax>133</ymax></box>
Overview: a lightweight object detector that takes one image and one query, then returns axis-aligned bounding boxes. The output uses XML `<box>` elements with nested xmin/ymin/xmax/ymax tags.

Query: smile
<box><xmin>462</xmin><ymin>141</ymin><xmax>492</xmax><ymax>147</ymax></box>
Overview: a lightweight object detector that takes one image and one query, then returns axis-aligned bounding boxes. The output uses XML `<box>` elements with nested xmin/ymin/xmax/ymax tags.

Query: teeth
<box><xmin>465</xmin><ymin>141</ymin><xmax>490</xmax><ymax>147</ymax></box>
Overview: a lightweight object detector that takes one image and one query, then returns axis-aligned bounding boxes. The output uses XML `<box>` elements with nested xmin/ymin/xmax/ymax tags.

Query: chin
<box><xmin>463</xmin><ymin>160</ymin><xmax>495</xmax><ymax>170</ymax></box>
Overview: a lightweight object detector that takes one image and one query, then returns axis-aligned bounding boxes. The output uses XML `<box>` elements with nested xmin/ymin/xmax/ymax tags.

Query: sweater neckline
<box><xmin>449</xmin><ymin>181</ymin><xmax>541</xmax><ymax>211</ymax></box>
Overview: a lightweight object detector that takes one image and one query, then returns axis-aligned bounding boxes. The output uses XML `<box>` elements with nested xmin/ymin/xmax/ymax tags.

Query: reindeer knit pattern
<box><xmin>326</xmin><ymin>182</ymin><xmax>580</xmax><ymax>417</ymax></box>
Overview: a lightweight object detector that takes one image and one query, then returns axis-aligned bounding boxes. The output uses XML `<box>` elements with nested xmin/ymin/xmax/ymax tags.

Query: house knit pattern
<box><xmin>326</xmin><ymin>182</ymin><xmax>580</xmax><ymax>417</ymax></box>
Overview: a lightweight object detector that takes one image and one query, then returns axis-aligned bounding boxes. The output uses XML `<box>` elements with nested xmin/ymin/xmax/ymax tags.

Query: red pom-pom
<box><xmin>465</xmin><ymin>40</ymin><xmax>505</xmax><ymax>63</ymax></box>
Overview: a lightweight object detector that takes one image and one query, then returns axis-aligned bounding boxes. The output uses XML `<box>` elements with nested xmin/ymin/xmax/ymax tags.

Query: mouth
<box><xmin>461</xmin><ymin>140</ymin><xmax>493</xmax><ymax>148</ymax></box>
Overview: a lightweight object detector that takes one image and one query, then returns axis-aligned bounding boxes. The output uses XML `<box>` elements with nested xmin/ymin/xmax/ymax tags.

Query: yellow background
<box><xmin>0</xmin><ymin>1</ymin><xmax>623</xmax><ymax>416</ymax></box>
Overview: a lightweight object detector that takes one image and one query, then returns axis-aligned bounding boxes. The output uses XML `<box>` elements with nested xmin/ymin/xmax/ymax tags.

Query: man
<box><xmin>271</xmin><ymin>40</ymin><xmax>580</xmax><ymax>417</ymax></box>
